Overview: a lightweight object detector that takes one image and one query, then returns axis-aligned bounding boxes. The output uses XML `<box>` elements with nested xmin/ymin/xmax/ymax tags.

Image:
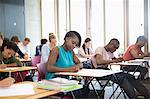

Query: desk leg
<box><xmin>109</xmin><ymin>74</ymin><xmax>127</xmax><ymax>99</ymax></box>
<box><xmin>18</xmin><ymin>72</ymin><xmax>24</xmax><ymax>81</ymax></box>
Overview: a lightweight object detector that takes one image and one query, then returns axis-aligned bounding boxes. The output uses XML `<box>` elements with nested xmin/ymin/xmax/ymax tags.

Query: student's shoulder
<box><xmin>51</xmin><ymin>46</ymin><xmax>59</xmax><ymax>54</ymax></box>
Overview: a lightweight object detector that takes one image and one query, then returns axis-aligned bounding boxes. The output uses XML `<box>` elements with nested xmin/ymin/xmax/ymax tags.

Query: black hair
<box><xmin>41</xmin><ymin>39</ymin><xmax>48</xmax><ymax>45</ymax></box>
<box><xmin>1</xmin><ymin>40</ymin><xmax>18</xmax><ymax>52</ymax></box>
<box><xmin>64</xmin><ymin>31</ymin><xmax>81</xmax><ymax>47</ymax></box>
<box><xmin>82</xmin><ymin>38</ymin><xmax>91</xmax><ymax>54</ymax></box>
<box><xmin>11</xmin><ymin>35</ymin><xmax>20</xmax><ymax>42</ymax></box>
<box><xmin>109</xmin><ymin>38</ymin><xmax>120</xmax><ymax>49</ymax></box>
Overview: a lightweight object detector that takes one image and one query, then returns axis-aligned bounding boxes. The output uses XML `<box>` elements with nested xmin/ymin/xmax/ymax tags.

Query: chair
<box><xmin>37</xmin><ymin>63</ymin><xmax>46</xmax><ymax>80</ymax></box>
<box><xmin>31</xmin><ymin>55</ymin><xmax>41</xmax><ymax>66</ymax></box>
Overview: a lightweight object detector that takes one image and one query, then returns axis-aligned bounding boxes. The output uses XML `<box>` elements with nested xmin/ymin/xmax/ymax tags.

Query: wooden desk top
<box><xmin>0</xmin><ymin>67</ymin><xmax>37</xmax><ymax>72</ymax></box>
<box><xmin>0</xmin><ymin>81</ymin><xmax>60</xmax><ymax>99</ymax></box>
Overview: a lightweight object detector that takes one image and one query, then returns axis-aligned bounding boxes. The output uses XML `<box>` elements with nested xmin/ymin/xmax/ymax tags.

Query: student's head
<box><xmin>1</xmin><ymin>41</ymin><xmax>18</xmax><ymax>59</ymax></box>
<box><xmin>49</xmin><ymin>33</ymin><xmax>57</xmax><ymax>45</ymax></box>
<box><xmin>107</xmin><ymin>38</ymin><xmax>119</xmax><ymax>53</ymax></box>
<box><xmin>0</xmin><ymin>32</ymin><xmax>4</xmax><ymax>46</ymax></box>
<box><xmin>83</xmin><ymin>38</ymin><xmax>91</xmax><ymax>48</ymax></box>
<box><xmin>23</xmin><ymin>37</ymin><xmax>30</xmax><ymax>46</ymax></box>
<box><xmin>136</xmin><ymin>36</ymin><xmax>147</xmax><ymax>48</ymax></box>
<box><xmin>64</xmin><ymin>31</ymin><xmax>81</xmax><ymax>51</ymax></box>
<box><xmin>11</xmin><ymin>35</ymin><xmax>20</xmax><ymax>44</ymax></box>
<box><xmin>41</xmin><ymin>39</ymin><xmax>47</xmax><ymax>45</ymax></box>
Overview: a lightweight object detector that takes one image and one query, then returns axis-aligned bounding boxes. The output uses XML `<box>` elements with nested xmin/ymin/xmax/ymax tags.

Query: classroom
<box><xmin>0</xmin><ymin>0</ymin><xmax>150</xmax><ymax>99</ymax></box>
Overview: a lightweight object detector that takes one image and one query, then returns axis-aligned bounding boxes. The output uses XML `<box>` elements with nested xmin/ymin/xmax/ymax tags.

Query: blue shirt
<box><xmin>45</xmin><ymin>46</ymin><xmax>75</xmax><ymax>80</ymax></box>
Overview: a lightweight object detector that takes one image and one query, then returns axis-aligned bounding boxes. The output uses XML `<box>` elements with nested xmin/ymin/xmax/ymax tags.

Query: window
<box><xmin>41</xmin><ymin>0</ymin><xmax>55</xmax><ymax>39</ymax></box>
<box><xmin>91</xmin><ymin>0</ymin><xmax>104</xmax><ymax>50</ymax></box>
<box><xmin>105</xmin><ymin>0</ymin><xmax>124</xmax><ymax>55</ymax></box>
<box><xmin>70</xmin><ymin>0</ymin><xmax>86</xmax><ymax>44</ymax></box>
<box><xmin>128</xmin><ymin>0</ymin><xmax>144</xmax><ymax>45</ymax></box>
<box><xmin>58</xmin><ymin>0</ymin><xmax>67</xmax><ymax>44</ymax></box>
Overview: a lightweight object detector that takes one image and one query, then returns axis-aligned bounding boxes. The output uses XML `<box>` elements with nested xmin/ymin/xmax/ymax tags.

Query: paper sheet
<box><xmin>0</xmin><ymin>83</ymin><xmax>35</xmax><ymax>97</ymax></box>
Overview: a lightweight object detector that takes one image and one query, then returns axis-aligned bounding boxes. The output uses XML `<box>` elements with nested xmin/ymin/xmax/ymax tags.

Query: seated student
<box><xmin>18</xmin><ymin>37</ymin><xmax>31</xmax><ymax>58</ymax></box>
<box><xmin>35</xmin><ymin>38</ymin><xmax>47</xmax><ymax>56</ymax></box>
<box><xmin>123</xmin><ymin>36</ymin><xmax>149</xmax><ymax>80</ymax></box>
<box><xmin>46</xmin><ymin>31</ymin><xmax>82</xmax><ymax>79</ymax></box>
<box><xmin>41</xmin><ymin>33</ymin><xmax>57</xmax><ymax>64</ymax></box>
<box><xmin>46</xmin><ymin>31</ymin><xmax>84</xmax><ymax>98</ymax></box>
<box><xmin>78</xmin><ymin>38</ymin><xmax>94</xmax><ymax>59</ymax></box>
<box><xmin>0</xmin><ymin>41</ymin><xmax>22</xmax><ymax>79</ymax></box>
<box><xmin>91</xmin><ymin>38</ymin><xmax>150</xmax><ymax>99</ymax></box>
<box><xmin>78</xmin><ymin>38</ymin><xmax>94</xmax><ymax>68</ymax></box>
<box><xmin>0</xmin><ymin>33</ymin><xmax>16</xmax><ymax>85</ymax></box>
<box><xmin>11</xmin><ymin>35</ymin><xmax>28</xmax><ymax>59</ymax></box>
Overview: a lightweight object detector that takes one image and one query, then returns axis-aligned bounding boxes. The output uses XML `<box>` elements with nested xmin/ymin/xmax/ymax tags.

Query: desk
<box><xmin>19</xmin><ymin>58</ymin><xmax>32</xmax><ymax>66</ymax></box>
<box><xmin>0</xmin><ymin>81</ymin><xmax>60</xmax><ymax>99</ymax></box>
<box><xmin>55</xmin><ymin>69</ymin><xmax>122</xmax><ymax>99</ymax></box>
<box><xmin>0</xmin><ymin>67</ymin><xmax>37</xmax><ymax>81</ymax></box>
<box><xmin>55</xmin><ymin>69</ymin><xmax>122</xmax><ymax>77</ymax></box>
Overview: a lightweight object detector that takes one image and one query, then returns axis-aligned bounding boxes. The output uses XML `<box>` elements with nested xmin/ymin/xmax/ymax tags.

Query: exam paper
<box><xmin>0</xmin><ymin>83</ymin><xmax>35</xmax><ymax>97</ymax></box>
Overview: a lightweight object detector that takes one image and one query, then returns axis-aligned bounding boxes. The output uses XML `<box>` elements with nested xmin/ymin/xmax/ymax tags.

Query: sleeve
<box><xmin>16</xmin><ymin>46</ymin><xmax>24</xmax><ymax>58</ymax></box>
<box><xmin>41</xmin><ymin>44</ymin><xmax>50</xmax><ymax>63</ymax></box>
<box><xmin>78</xmin><ymin>47</ymin><xmax>85</xmax><ymax>56</ymax></box>
<box><xmin>95</xmin><ymin>47</ymin><xmax>103</xmax><ymax>55</ymax></box>
<box><xmin>6</xmin><ymin>56</ymin><xmax>22</xmax><ymax>66</ymax></box>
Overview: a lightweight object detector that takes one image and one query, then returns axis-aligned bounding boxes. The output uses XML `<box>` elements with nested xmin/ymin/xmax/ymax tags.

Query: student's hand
<box><xmin>113</xmin><ymin>58</ymin><xmax>124</xmax><ymax>63</ymax></box>
<box><xmin>24</xmin><ymin>53</ymin><xmax>28</xmax><ymax>60</ymax></box>
<box><xmin>67</xmin><ymin>64</ymin><xmax>82</xmax><ymax>72</ymax></box>
<box><xmin>0</xmin><ymin>64</ymin><xmax>7</xmax><ymax>69</ymax></box>
<box><xmin>0</xmin><ymin>77</ymin><xmax>15</xmax><ymax>87</ymax></box>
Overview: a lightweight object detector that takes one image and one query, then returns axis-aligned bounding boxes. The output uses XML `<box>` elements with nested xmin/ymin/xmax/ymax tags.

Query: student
<box><xmin>18</xmin><ymin>37</ymin><xmax>31</xmax><ymax>58</ymax></box>
<box><xmin>123</xmin><ymin>36</ymin><xmax>149</xmax><ymax>80</ymax></box>
<box><xmin>0</xmin><ymin>41</ymin><xmax>22</xmax><ymax>79</ymax></box>
<box><xmin>11</xmin><ymin>35</ymin><xmax>28</xmax><ymax>59</ymax></box>
<box><xmin>78</xmin><ymin>38</ymin><xmax>94</xmax><ymax>59</ymax></box>
<box><xmin>91</xmin><ymin>38</ymin><xmax>150</xmax><ymax>99</ymax></box>
<box><xmin>41</xmin><ymin>33</ymin><xmax>57</xmax><ymax>64</ymax></box>
<box><xmin>46</xmin><ymin>31</ymin><xmax>82</xmax><ymax>79</ymax></box>
<box><xmin>0</xmin><ymin>32</ymin><xmax>15</xmax><ymax>87</ymax></box>
<box><xmin>35</xmin><ymin>38</ymin><xmax>47</xmax><ymax>56</ymax></box>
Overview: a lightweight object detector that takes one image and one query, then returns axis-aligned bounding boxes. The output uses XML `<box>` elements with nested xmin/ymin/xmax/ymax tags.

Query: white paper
<box><xmin>55</xmin><ymin>69</ymin><xmax>122</xmax><ymax>77</ymax></box>
<box><xmin>0</xmin><ymin>84</ymin><xmax>35</xmax><ymax>97</ymax></box>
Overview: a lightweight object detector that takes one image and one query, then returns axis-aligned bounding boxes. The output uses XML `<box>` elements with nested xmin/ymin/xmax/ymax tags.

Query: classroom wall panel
<box><xmin>0</xmin><ymin>0</ymin><xmax>25</xmax><ymax>40</ymax></box>
<box><xmin>0</xmin><ymin>0</ymin><xmax>5</xmax><ymax>33</ymax></box>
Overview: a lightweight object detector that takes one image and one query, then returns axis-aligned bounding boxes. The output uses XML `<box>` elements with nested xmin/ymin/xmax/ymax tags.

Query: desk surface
<box><xmin>19</xmin><ymin>58</ymin><xmax>32</xmax><ymax>62</ymax></box>
<box><xmin>110</xmin><ymin>62</ymin><xmax>142</xmax><ymax>66</ymax></box>
<box><xmin>55</xmin><ymin>69</ymin><xmax>121</xmax><ymax>77</ymax></box>
<box><xmin>0</xmin><ymin>67</ymin><xmax>37</xmax><ymax>72</ymax></box>
<box><xmin>0</xmin><ymin>81</ymin><xmax>60</xmax><ymax>99</ymax></box>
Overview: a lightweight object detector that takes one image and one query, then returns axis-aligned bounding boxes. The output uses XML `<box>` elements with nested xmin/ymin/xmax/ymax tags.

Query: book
<box><xmin>37</xmin><ymin>77</ymin><xmax>83</xmax><ymax>92</ymax></box>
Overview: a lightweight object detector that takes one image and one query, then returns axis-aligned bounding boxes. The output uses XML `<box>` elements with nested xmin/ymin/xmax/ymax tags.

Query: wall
<box><xmin>0</xmin><ymin>0</ymin><xmax>4</xmax><ymax>32</ymax></box>
<box><xmin>0</xmin><ymin>0</ymin><xmax>25</xmax><ymax>40</ymax></box>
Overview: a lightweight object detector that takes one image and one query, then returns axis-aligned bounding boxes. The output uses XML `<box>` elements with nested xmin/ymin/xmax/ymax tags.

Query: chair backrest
<box><xmin>37</xmin><ymin>63</ymin><xmax>46</xmax><ymax>80</ymax></box>
<box><xmin>31</xmin><ymin>55</ymin><xmax>41</xmax><ymax>66</ymax></box>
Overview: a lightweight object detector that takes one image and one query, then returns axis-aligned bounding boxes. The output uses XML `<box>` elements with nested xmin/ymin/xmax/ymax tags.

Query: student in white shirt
<box><xmin>18</xmin><ymin>37</ymin><xmax>30</xmax><ymax>58</ymax></box>
<box><xmin>78</xmin><ymin>38</ymin><xmax>94</xmax><ymax>59</ymax></box>
<box><xmin>40</xmin><ymin>33</ymin><xmax>57</xmax><ymax>64</ymax></box>
<box><xmin>91</xmin><ymin>38</ymin><xmax>150</xmax><ymax>99</ymax></box>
